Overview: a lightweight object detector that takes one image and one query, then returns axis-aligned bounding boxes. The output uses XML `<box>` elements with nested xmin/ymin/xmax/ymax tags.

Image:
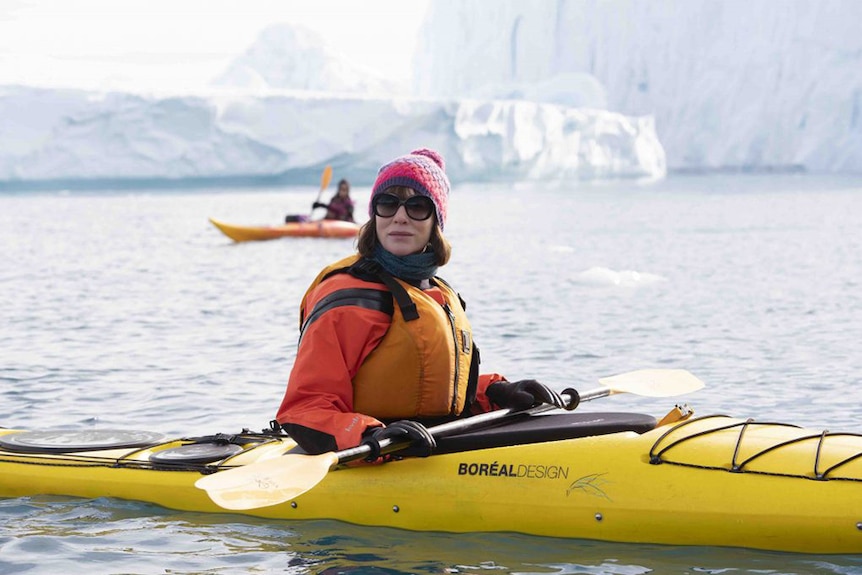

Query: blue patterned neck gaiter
<box><xmin>372</xmin><ymin>244</ymin><xmax>438</xmax><ymax>281</ymax></box>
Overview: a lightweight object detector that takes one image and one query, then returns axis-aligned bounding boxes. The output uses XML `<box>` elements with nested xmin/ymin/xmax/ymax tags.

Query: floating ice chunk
<box><xmin>576</xmin><ymin>266</ymin><xmax>667</xmax><ymax>288</ymax></box>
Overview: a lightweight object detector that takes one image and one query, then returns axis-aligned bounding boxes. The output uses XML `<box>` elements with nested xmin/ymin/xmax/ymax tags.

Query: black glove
<box><xmin>486</xmin><ymin>379</ymin><xmax>566</xmax><ymax>410</ymax></box>
<box><xmin>312</xmin><ymin>201</ymin><xmax>329</xmax><ymax>209</ymax></box>
<box><xmin>360</xmin><ymin>420</ymin><xmax>436</xmax><ymax>461</ymax></box>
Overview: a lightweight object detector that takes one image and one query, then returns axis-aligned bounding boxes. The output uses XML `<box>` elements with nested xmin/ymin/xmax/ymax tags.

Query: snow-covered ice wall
<box><xmin>414</xmin><ymin>0</ymin><xmax>862</xmax><ymax>173</ymax></box>
<box><xmin>0</xmin><ymin>85</ymin><xmax>664</xmax><ymax>187</ymax></box>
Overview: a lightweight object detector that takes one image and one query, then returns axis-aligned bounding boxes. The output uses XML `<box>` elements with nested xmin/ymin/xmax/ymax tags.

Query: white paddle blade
<box><xmin>598</xmin><ymin>368</ymin><xmax>704</xmax><ymax>397</ymax></box>
<box><xmin>195</xmin><ymin>451</ymin><xmax>339</xmax><ymax>510</ymax></box>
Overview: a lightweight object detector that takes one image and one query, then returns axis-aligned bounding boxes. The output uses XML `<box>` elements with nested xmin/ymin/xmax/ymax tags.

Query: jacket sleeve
<box><xmin>470</xmin><ymin>372</ymin><xmax>507</xmax><ymax>414</ymax></box>
<box><xmin>275</xmin><ymin>284</ymin><xmax>393</xmax><ymax>453</ymax></box>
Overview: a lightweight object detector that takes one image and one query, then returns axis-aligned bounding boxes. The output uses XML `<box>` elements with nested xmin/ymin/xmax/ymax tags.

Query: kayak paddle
<box><xmin>311</xmin><ymin>165</ymin><xmax>334</xmax><ymax>212</ymax></box>
<box><xmin>196</xmin><ymin>368</ymin><xmax>704</xmax><ymax>510</ymax></box>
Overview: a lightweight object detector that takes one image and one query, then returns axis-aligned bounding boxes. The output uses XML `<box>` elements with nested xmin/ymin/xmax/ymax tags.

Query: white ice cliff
<box><xmin>414</xmin><ymin>0</ymin><xmax>862</xmax><ymax>173</ymax></box>
<box><xmin>0</xmin><ymin>85</ymin><xmax>665</xmax><ymax>187</ymax></box>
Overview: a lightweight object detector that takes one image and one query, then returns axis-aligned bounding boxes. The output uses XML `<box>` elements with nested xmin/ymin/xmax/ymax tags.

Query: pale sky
<box><xmin>0</xmin><ymin>0</ymin><xmax>431</xmax><ymax>91</ymax></box>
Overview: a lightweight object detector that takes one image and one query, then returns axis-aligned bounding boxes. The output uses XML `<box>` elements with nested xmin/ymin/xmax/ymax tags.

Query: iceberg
<box><xmin>414</xmin><ymin>0</ymin><xmax>862</xmax><ymax>173</ymax></box>
<box><xmin>212</xmin><ymin>23</ymin><xmax>399</xmax><ymax>97</ymax></box>
<box><xmin>0</xmin><ymin>85</ymin><xmax>665</xmax><ymax>189</ymax></box>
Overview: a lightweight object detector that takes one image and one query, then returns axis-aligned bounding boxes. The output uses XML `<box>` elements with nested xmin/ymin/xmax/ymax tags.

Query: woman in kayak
<box><xmin>275</xmin><ymin>149</ymin><xmax>565</xmax><ymax>459</ymax></box>
<box><xmin>314</xmin><ymin>178</ymin><xmax>355</xmax><ymax>222</ymax></box>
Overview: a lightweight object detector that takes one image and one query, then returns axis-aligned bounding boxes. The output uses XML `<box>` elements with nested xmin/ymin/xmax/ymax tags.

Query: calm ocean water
<box><xmin>2</xmin><ymin>174</ymin><xmax>862</xmax><ymax>574</ymax></box>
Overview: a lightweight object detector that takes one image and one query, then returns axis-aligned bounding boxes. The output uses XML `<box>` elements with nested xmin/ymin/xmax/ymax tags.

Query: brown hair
<box><xmin>357</xmin><ymin>186</ymin><xmax>452</xmax><ymax>266</ymax></box>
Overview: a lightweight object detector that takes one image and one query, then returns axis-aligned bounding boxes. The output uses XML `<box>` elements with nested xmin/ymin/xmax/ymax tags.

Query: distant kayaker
<box><xmin>275</xmin><ymin>148</ymin><xmax>565</xmax><ymax>460</ymax></box>
<box><xmin>313</xmin><ymin>178</ymin><xmax>355</xmax><ymax>222</ymax></box>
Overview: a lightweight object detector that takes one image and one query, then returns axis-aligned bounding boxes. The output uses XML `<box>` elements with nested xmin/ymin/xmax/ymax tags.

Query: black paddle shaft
<box><xmin>334</xmin><ymin>389</ymin><xmax>590</xmax><ymax>464</ymax></box>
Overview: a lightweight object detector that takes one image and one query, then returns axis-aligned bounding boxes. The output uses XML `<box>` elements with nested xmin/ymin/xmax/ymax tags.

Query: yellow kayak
<box><xmin>2</xmin><ymin>409</ymin><xmax>862</xmax><ymax>554</ymax></box>
<box><xmin>209</xmin><ymin>217</ymin><xmax>360</xmax><ymax>242</ymax></box>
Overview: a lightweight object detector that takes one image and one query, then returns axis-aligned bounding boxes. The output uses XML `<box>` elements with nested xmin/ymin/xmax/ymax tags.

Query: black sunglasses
<box><xmin>372</xmin><ymin>193</ymin><xmax>435</xmax><ymax>221</ymax></box>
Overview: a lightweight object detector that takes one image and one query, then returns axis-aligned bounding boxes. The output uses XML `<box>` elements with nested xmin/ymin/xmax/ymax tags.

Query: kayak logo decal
<box><xmin>457</xmin><ymin>461</ymin><xmax>570</xmax><ymax>479</ymax></box>
<box><xmin>566</xmin><ymin>473</ymin><xmax>611</xmax><ymax>500</ymax></box>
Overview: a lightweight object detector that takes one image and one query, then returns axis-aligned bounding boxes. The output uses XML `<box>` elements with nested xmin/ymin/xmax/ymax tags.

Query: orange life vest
<box><xmin>300</xmin><ymin>255</ymin><xmax>476</xmax><ymax>420</ymax></box>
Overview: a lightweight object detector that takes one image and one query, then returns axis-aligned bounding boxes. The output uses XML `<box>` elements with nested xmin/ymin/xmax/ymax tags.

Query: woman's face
<box><xmin>374</xmin><ymin>188</ymin><xmax>435</xmax><ymax>257</ymax></box>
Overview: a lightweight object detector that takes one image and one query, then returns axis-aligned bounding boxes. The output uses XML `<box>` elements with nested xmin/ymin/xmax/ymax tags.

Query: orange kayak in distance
<box><xmin>209</xmin><ymin>217</ymin><xmax>361</xmax><ymax>242</ymax></box>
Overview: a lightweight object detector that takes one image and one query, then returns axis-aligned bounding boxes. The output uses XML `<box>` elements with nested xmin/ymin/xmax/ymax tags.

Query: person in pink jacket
<box><xmin>313</xmin><ymin>178</ymin><xmax>355</xmax><ymax>222</ymax></box>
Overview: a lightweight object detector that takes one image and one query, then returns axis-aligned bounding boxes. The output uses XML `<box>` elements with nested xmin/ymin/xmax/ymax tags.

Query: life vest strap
<box><xmin>300</xmin><ymin>287</ymin><xmax>395</xmax><ymax>339</ymax></box>
<box><xmin>341</xmin><ymin>258</ymin><xmax>420</xmax><ymax>322</ymax></box>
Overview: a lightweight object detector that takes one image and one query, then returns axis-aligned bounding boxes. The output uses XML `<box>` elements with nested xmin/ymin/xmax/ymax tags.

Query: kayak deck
<box><xmin>209</xmin><ymin>217</ymin><xmax>360</xmax><ymax>242</ymax></box>
<box><xmin>2</xmin><ymin>411</ymin><xmax>862</xmax><ymax>553</ymax></box>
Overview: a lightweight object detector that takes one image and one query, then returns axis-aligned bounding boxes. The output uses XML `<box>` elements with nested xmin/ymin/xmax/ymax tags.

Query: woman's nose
<box><xmin>392</xmin><ymin>205</ymin><xmax>410</xmax><ymax>221</ymax></box>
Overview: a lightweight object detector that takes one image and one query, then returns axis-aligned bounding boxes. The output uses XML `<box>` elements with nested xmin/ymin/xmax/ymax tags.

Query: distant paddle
<box><xmin>196</xmin><ymin>368</ymin><xmax>704</xmax><ymax>511</ymax></box>
<box><xmin>312</xmin><ymin>165</ymin><xmax>334</xmax><ymax>213</ymax></box>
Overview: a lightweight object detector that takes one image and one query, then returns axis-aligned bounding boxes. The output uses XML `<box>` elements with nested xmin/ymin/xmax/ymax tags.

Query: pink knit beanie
<box><xmin>369</xmin><ymin>148</ymin><xmax>451</xmax><ymax>229</ymax></box>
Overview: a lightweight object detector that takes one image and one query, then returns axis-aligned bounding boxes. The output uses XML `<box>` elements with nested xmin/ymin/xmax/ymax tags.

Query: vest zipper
<box><xmin>443</xmin><ymin>303</ymin><xmax>460</xmax><ymax>412</ymax></box>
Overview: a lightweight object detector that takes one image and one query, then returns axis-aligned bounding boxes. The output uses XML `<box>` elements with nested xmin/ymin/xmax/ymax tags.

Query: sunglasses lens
<box><xmin>373</xmin><ymin>195</ymin><xmax>400</xmax><ymax>218</ymax></box>
<box><xmin>405</xmin><ymin>197</ymin><xmax>434</xmax><ymax>220</ymax></box>
<box><xmin>373</xmin><ymin>193</ymin><xmax>434</xmax><ymax>221</ymax></box>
